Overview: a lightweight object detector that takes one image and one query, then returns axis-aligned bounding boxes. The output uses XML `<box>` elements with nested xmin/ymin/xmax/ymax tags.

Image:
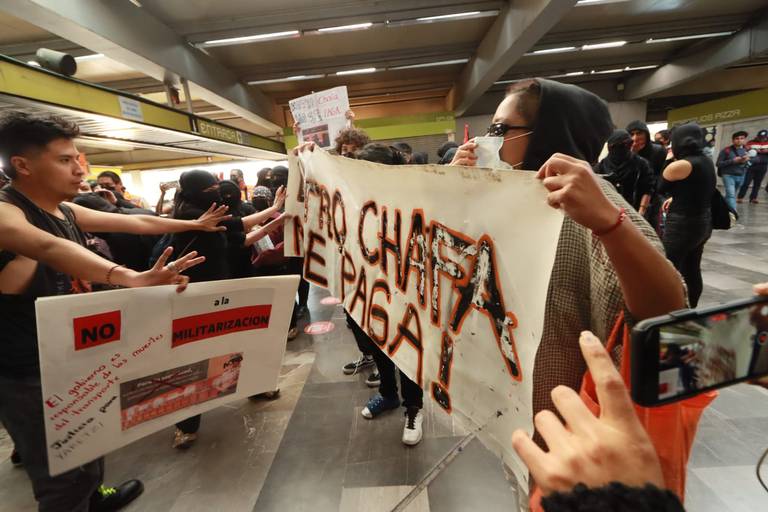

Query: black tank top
<box><xmin>0</xmin><ymin>187</ymin><xmax>89</xmax><ymax>378</ymax></box>
<box><xmin>661</xmin><ymin>154</ymin><xmax>716</xmax><ymax>215</ymax></box>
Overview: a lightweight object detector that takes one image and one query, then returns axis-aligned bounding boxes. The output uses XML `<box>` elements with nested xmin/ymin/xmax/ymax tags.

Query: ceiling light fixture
<box><xmin>27</xmin><ymin>60</ymin><xmax>41</xmax><ymax>67</ymax></box>
<box><xmin>75</xmin><ymin>53</ymin><xmax>104</xmax><ymax>61</ymax></box>
<box><xmin>582</xmin><ymin>41</ymin><xmax>626</xmax><ymax>50</ymax></box>
<box><xmin>202</xmin><ymin>30</ymin><xmax>299</xmax><ymax>47</ymax></box>
<box><xmin>565</xmin><ymin>71</ymin><xmax>585</xmax><ymax>76</ymax></box>
<box><xmin>591</xmin><ymin>68</ymin><xmax>624</xmax><ymax>74</ymax></box>
<box><xmin>317</xmin><ymin>22</ymin><xmax>373</xmax><ymax>33</ymax></box>
<box><xmin>494</xmin><ymin>79</ymin><xmax>518</xmax><ymax>85</ymax></box>
<box><xmin>531</xmin><ymin>46</ymin><xmax>577</xmax><ymax>55</ymax></box>
<box><xmin>247</xmin><ymin>74</ymin><xmax>325</xmax><ymax>85</ymax></box>
<box><xmin>336</xmin><ymin>67</ymin><xmax>377</xmax><ymax>76</ymax></box>
<box><xmin>390</xmin><ymin>58</ymin><xmax>469</xmax><ymax>70</ymax></box>
<box><xmin>625</xmin><ymin>64</ymin><xmax>658</xmax><ymax>71</ymax></box>
<box><xmin>416</xmin><ymin>11</ymin><xmax>481</xmax><ymax>21</ymax></box>
<box><xmin>576</xmin><ymin>0</ymin><xmax>631</xmax><ymax>5</ymax></box>
<box><xmin>646</xmin><ymin>31</ymin><xmax>734</xmax><ymax>44</ymax></box>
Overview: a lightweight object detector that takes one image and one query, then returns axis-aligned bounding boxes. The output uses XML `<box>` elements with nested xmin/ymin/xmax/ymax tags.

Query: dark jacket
<box><xmin>626</xmin><ymin>120</ymin><xmax>667</xmax><ymax>181</ymax></box>
<box><xmin>595</xmin><ymin>129</ymin><xmax>653</xmax><ymax>210</ymax></box>
<box><xmin>716</xmin><ymin>145</ymin><xmax>749</xmax><ymax>176</ymax></box>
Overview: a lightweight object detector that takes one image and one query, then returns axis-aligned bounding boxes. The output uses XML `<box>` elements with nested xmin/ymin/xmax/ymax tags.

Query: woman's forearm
<box><xmin>155</xmin><ymin>190</ymin><xmax>166</xmax><ymax>216</ymax></box>
<box><xmin>600</xmin><ymin>221</ymin><xmax>685</xmax><ymax>320</ymax></box>
<box><xmin>131</xmin><ymin>215</ymin><xmax>198</xmax><ymax>235</ymax></box>
<box><xmin>242</xmin><ymin>206</ymin><xmax>278</xmax><ymax>231</ymax></box>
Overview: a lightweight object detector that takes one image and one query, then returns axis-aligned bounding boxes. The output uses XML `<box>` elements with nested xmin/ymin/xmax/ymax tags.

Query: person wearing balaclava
<box><xmin>658</xmin><ymin>123</ymin><xmax>716</xmax><ymax>307</ymax></box>
<box><xmin>219</xmin><ymin>179</ymin><xmax>256</xmax><ymax>279</ymax></box>
<box><xmin>595</xmin><ymin>129</ymin><xmax>653</xmax><ymax>215</ymax></box>
<box><xmin>626</xmin><ymin>120</ymin><xmax>668</xmax><ymax>231</ymax></box>
<box><xmin>169</xmin><ymin>170</ymin><xmax>287</xmax><ymax>450</ymax></box>
<box><xmin>448</xmin><ymin>79</ymin><xmax>692</xmax><ymax>507</ymax></box>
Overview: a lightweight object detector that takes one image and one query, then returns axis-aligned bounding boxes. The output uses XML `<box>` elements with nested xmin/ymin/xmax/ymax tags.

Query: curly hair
<box><xmin>0</xmin><ymin>112</ymin><xmax>79</xmax><ymax>178</ymax></box>
<box><xmin>334</xmin><ymin>127</ymin><xmax>370</xmax><ymax>154</ymax></box>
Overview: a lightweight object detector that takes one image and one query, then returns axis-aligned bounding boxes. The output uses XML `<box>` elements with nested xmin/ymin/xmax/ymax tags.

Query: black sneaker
<box><xmin>365</xmin><ymin>372</ymin><xmax>381</xmax><ymax>388</ymax></box>
<box><xmin>296</xmin><ymin>305</ymin><xmax>309</xmax><ymax>318</ymax></box>
<box><xmin>10</xmin><ymin>449</ymin><xmax>22</xmax><ymax>467</ymax></box>
<box><xmin>90</xmin><ymin>481</ymin><xmax>144</xmax><ymax>512</ymax></box>
<box><xmin>342</xmin><ymin>355</ymin><xmax>375</xmax><ymax>375</ymax></box>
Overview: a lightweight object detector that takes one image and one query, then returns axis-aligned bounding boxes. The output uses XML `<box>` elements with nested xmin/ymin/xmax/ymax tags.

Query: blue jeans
<box><xmin>722</xmin><ymin>174</ymin><xmax>745</xmax><ymax>211</ymax></box>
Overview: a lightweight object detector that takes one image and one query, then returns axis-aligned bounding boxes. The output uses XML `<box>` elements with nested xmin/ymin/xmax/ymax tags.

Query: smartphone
<box><xmin>631</xmin><ymin>296</ymin><xmax>768</xmax><ymax>407</ymax></box>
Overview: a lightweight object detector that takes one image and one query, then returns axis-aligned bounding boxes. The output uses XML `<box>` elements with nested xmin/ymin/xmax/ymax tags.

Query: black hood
<box><xmin>219</xmin><ymin>179</ymin><xmax>242</xmax><ymax>209</ymax></box>
<box><xmin>626</xmin><ymin>120</ymin><xmax>651</xmax><ymax>141</ymax></box>
<box><xmin>606</xmin><ymin>129</ymin><xmax>633</xmax><ymax>163</ymax></box>
<box><xmin>522</xmin><ymin>79</ymin><xmax>614</xmax><ymax>170</ymax></box>
<box><xmin>178</xmin><ymin>169</ymin><xmax>220</xmax><ymax>211</ymax></box>
<box><xmin>671</xmin><ymin>122</ymin><xmax>705</xmax><ymax>159</ymax></box>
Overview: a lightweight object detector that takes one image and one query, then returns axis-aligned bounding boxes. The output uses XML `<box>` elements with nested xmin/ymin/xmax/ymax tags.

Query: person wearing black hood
<box><xmin>626</xmin><ymin>120</ymin><xmax>668</xmax><ymax>228</ymax></box>
<box><xmin>450</xmin><ymin>79</ymin><xmax>689</xmax><ymax>504</ymax></box>
<box><xmin>169</xmin><ymin>169</ymin><xmax>286</xmax><ymax>448</ymax></box>
<box><xmin>658</xmin><ymin>123</ymin><xmax>716</xmax><ymax>308</ymax></box>
<box><xmin>219</xmin><ymin>179</ymin><xmax>257</xmax><ymax>278</ymax></box>
<box><xmin>595</xmin><ymin>129</ymin><xmax>653</xmax><ymax>215</ymax></box>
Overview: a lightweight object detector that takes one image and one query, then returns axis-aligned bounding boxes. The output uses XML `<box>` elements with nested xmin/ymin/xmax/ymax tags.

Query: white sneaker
<box><xmin>402</xmin><ymin>407</ymin><xmax>423</xmax><ymax>446</ymax></box>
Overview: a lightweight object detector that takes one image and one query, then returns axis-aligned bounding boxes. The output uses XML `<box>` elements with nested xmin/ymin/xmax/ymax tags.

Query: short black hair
<box><xmin>657</xmin><ymin>129</ymin><xmax>670</xmax><ymax>141</ymax></box>
<box><xmin>0</xmin><ymin>112</ymin><xmax>79</xmax><ymax>178</ymax></box>
<box><xmin>733</xmin><ymin>130</ymin><xmax>748</xmax><ymax>139</ymax></box>
<box><xmin>392</xmin><ymin>142</ymin><xmax>413</xmax><ymax>155</ymax></box>
<box><xmin>437</xmin><ymin>141</ymin><xmax>458</xmax><ymax>159</ymax></box>
<box><xmin>357</xmin><ymin>143</ymin><xmax>407</xmax><ymax>165</ymax></box>
<box><xmin>97</xmin><ymin>170</ymin><xmax>122</xmax><ymax>184</ymax></box>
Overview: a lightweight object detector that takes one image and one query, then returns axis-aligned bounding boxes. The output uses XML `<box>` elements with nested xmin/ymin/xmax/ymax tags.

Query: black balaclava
<box><xmin>606</xmin><ymin>129</ymin><xmax>633</xmax><ymax>165</ymax></box>
<box><xmin>670</xmin><ymin>122</ymin><xmax>705</xmax><ymax>160</ymax></box>
<box><xmin>179</xmin><ymin>170</ymin><xmax>220</xmax><ymax>210</ymax></box>
<box><xmin>218</xmin><ymin>179</ymin><xmax>242</xmax><ymax>211</ymax></box>
<box><xmin>251</xmin><ymin>186</ymin><xmax>273</xmax><ymax>212</ymax></box>
<box><xmin>521</xmin><ymin>79</ymin><xmax>614</xmax><ymax>170</ymax></box>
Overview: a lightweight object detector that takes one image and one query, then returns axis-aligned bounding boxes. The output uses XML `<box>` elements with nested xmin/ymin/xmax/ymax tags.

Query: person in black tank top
<box><xmin>659</xmin><ymin>123</ymin><xmax>717</xmax><ymax>307</ymax></box>
<box><xmin>0</xmin><ymin>112</ymin><xmax>230</xmax><ymax>511</ymax></box>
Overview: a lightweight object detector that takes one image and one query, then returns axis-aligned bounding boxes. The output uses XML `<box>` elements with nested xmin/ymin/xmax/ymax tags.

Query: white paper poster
<box><xmin>288</xmin><ymin>86</ymin><xmax>349</xmax><ymax>148</ymax></box>
<box><xmin>37</xmin><ymin>276</ymin><xmax>298</xmax><ymax>476</ymax></box>
<box><xmin>284</xmin><ymin>150</ymin><xmax>563</xmax><ymax>486</ymax></box>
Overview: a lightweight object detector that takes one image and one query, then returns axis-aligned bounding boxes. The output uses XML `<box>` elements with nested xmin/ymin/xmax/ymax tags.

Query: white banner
<box><xmin>37</xmin><ymin>276</ymin><xmax>298</xmax><ymax>476</ymax></box>
<box><xmin>284</xmin><ymin>150</ymin><xmax>564</xmax><ymax>486</ymax></box>
<box><xmin>288</xmin><ymin>86</ymin><xmax>349</xmax><ymax>148</ymax></box>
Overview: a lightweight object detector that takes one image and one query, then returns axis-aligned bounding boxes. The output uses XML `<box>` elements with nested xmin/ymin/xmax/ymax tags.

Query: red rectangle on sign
<box><xmin>73</xmin><ymin>310</ymin><xmax>121</xmax><ymax>351</ymax></box>
<box><xmin>171</xmin><ymin>305</ymin><xmax>272</xmax><ymax>348</ymax></box>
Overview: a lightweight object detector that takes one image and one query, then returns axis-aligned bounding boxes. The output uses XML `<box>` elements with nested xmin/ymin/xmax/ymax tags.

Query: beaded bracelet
<box><xmin>106</xmin><ymin>264</ymin><xmax>123</xmax><ymax>286</ymax></box>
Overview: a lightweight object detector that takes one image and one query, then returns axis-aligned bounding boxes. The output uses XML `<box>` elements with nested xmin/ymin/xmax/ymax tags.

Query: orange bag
<box><xmin>529</xmin><ymin>313</ymin><xmax>716</xmax><ymax>511</ymax></box>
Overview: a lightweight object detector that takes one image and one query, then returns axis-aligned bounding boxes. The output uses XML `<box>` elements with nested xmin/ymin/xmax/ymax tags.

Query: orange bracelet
<box><xmin>593</xmin><ymin>208</ymin><xmax>627</xmax><ymax>237</ymax></box>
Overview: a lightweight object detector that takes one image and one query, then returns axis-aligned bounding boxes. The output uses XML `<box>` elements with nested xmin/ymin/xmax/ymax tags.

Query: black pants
<box><xmin>738</xmin><ymin>166</ymin><xmax>767</xmax><ymax>201</ymax></box>
<box><xmin>287</xmin><ymin>257</ymin><xmax>310</xmax><ymax>308</ymax></box>
<box><xmin>348</xmin><ymin>316</ymin><xmax>422</xmax><ymax>408</ymax></box>
<box><xmin>176</xmin><ymin>414</ymin><xmax>201</xmax><ymax>434</ymax></box>
<box><xmin>0</xmin><ymin>374</ymin><xmax>104</xmax><ymax>511</ymax></box>
<box><xmin>663</xmin><ymin>211</ymin><xmax>712</xmax><ymax>308</ymax></box>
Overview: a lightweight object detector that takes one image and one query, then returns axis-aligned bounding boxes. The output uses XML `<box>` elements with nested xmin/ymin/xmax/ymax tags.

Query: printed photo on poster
<box><xmin>300</xmin><ymin>124</ymin><xmax>331</xmax><ymax>148</ymax></box>
<box><xmin>120</xmin><ymin>353</ymin><xmax>243</xmax><ymax>430</ymax></box>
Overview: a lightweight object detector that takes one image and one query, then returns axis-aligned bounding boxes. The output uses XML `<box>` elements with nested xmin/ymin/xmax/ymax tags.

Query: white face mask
<box><xmin>473</xmin><ymin>132</ymin><xmax>532</xmax><ymax>169</ymax></box>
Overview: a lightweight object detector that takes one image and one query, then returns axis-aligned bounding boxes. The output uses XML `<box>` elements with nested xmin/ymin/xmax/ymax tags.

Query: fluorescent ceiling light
<box><xmin>646</xmin><ymin>31</ymin><xmax>733</xmax><ymax>44</ymax></box>
<box><xmin>318</xmin><ymin>22</ymin><xmax>372</xmax><ymax>32</ymax></box>
<box><xmin>591</xmin><ymin>68</ymin><xmax>624</xmax><ymax>74</ymax></box>
<box><xmin>582</xmin><ymin>40</ymin><xmax>626</xmax><ymax>50</ymax></box>
<box><xmin>202</xmin><ymin>30</ymin><xmax>299</xmax><ymax>47</ymax></box>
<box><xmin>391</xmin><ymin>58</ymin><xmax>469</xmax><ymax>70</ymax></box>
<box><xmin>248</xmin><ymin>74</ymin><xmax>324</xmax><ymax>85</ymax></box>
<box><xmin>531</xmin><ymin>46</ymin><xmax>576</xmax><ymax>55</ymax></box>
<box><xmin>27</xmin><ymin>60</ymin><xmax>41</xmax><ymax>67</ymax></box>
<box><xmin>576</xmin><ymin>0</ymin><xmax>631</xmax><ymax>5</ymax></box>
<box><xmin>75</xmin><ymin>53</ymin><xmax>104</xmax><ymax>61</ymax></box>
<box><xmin>336</xmin><ymin>67</ymin><xmax>376</xmax><ymax>76</ymax></box>
<box><xmin>565</xmin><ymin>71</ymin><xmax>585</xmax><ymax>76</ymax></box>
<box><xmin>494</xmin><ymin>79</ymin><xmax>518</xmax><ymax>85</ymax></box>
<box><xmin>625</xmin><ymin>64</ymin><xmax>658</xmax><ymax>71</ymax></box>
<box><xmin>417</xmin><ymin>11</ymin><xmax>481</xmax><ymax>21</ymax></box>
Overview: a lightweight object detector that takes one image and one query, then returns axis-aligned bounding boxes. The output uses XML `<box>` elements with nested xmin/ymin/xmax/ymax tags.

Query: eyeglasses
<box><xmin>486</xmin><ymin>122</ymin><xmax>533</xmax><ymax>137</ymax></box>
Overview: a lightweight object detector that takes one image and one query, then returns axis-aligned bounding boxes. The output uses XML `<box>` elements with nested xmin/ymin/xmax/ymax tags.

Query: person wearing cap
<box><xmin>741</xmin><ymin>129</ymin><xmax>768</xmax><ymax>203</ymax></box>
<box><xmin>716</xmin><ymin>130</ymin><xmax>750</xmax><ymax>211</ymax></box>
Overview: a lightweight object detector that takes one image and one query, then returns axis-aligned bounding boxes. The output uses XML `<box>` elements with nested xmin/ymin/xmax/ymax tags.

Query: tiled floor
<box><xmin>2</xmin><ymin>199</ymin><xmax>768</xmax><ymax>511</ymax></box>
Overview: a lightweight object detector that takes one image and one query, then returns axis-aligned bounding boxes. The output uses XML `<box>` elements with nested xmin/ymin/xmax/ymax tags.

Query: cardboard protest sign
<box><xmin>37</xmin><ymin>276</ymin><xmax>297</xmax><ymax>476</ymax></box>
<box><xmin>285</xmin><ymin>150</ymin><xmax>563</xmax><ymax>487</ymax></box>
<box><xmin>288</xmin><ymin>86</ymin><xmax>349</xmax><ymax>148</ymax></box>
